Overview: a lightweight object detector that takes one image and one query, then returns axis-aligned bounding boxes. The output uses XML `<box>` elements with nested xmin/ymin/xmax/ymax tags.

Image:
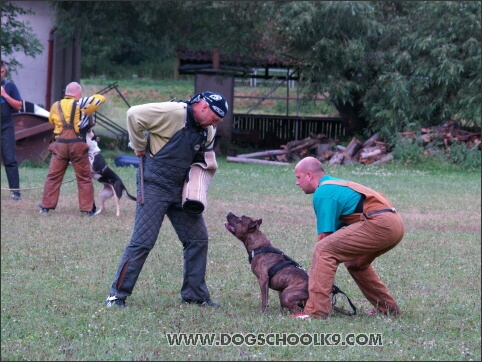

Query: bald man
<box><xmin>39</xmin><ymin>82</ymin><xmax>105</xmax><ymax>215</ymax></box>
<box><xmin>292</xmin><ymin>156</ymin><xmax>404</xmax><ymax>319</ymax></box>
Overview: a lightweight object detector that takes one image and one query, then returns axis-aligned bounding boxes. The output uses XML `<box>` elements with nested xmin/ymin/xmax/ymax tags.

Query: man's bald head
<box><xmin>295</xmin><ymin>156</ymin><xmax>325</xmax><ymax>174</ymax></box>
<box><xmin>294</xmin><ymin>157</ymin><xmax>326</xmax><ymax>194</ymax></box>
<box><xmin>65</xmin><ymin>82</ymin><xmax>82</xmax><ymax>99</ymax></box>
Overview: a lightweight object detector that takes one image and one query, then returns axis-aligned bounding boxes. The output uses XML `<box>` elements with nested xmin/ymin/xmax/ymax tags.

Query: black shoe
<box><xmin>105</xmin><ymin>295</ymin><xmax>126</xmax><ymax>308</ymax></box>
<box><xmin>182</xmin><ymin>298</ymin><xmax>220</xmax><ymax>307</ymax></box>
<box><xmin>38</xmin><ymin>204</ymin><xmax>49</xmax><ymax>214</ymax></box>
<box><xmin>12</xmin><ymin>191</ymin><xmax>21</xmax><ymax>201</ymax></box>
<box><xmin>82</xmin><ymin>206</ymin><xmax>97</xmax><ymax>216</ymax></box>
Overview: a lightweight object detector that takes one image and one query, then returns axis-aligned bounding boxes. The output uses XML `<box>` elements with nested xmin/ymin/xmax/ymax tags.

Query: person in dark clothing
<box><xmin>1</xmin><ymin>61</ymin><xmax>23</xmax><ymax>200</ymax></box>
<box><xmin>105</xmin><ymin>91</ymin><xmax>228</xmax><ymax>309</ymax></box>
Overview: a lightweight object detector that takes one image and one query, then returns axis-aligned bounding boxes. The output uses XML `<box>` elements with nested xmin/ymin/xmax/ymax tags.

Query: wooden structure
<box><xmin>232</xmin><ymin>114</ymin><xmax>344</xmax><ymax>149</ymax></box>
<box><xmin>177</xmin><ymin>48</ymin><xmax>345</xmax><ymax>150</ymax></box>
<box><xmin>13</xmin><ymin>113</ymin><xmax>53</xmax><ymax>163</ymax></box>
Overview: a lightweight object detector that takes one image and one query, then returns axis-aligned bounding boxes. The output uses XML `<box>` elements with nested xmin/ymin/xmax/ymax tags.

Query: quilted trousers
<box><xmin>109</xmin><ymin>178</ymin><xmax>211</xmax><ymax>302</ymax></box>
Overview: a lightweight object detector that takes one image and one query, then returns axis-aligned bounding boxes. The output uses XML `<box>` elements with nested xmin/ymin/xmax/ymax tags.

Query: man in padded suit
<box><xmin>105</xmin><ymin>91</ymin><xmax>228</xmax><ymax>308</ymax></box>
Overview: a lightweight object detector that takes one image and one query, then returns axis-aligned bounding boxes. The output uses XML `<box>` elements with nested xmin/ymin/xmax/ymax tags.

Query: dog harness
<box><xmin>248</xmin><ymin>246</ymin><xmax>357</xmax><ymax>316</ymax></box>
<box><xmin>248</xmin><ymin>246</ymin><xmax>307</xmax><ymax>278</ymax></box>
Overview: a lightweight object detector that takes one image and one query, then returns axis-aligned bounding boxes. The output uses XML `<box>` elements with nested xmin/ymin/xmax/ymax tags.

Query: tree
<box><xmin>49</xmin><ymin>1</ymin><xmax>481</xmax><ymax>142</ymax></box>
<box><xmin>49</xmin><ymin>1</ymin><xmax>180</xmax><ymax>74</ymax></box>
<box><xmin>1</xmin><ymin>1</ymin><xmax>43</xmax><ymax>74</ymax></box>
<box><xmin>277</xmin><ymin>1</ymin><xmax>481</xmax><ymax>141</ymax></box>
<box><xmin>49</xmin><ymin>1</ymin><xmax>281</xmax><ymax>76</ymax></box>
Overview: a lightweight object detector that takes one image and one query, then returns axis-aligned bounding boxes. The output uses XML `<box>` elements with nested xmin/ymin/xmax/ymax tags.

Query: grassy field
<box><xmin>1</xmin><ymin>158</ymin><xmax>480</xmax><ymax>361</ymax></box>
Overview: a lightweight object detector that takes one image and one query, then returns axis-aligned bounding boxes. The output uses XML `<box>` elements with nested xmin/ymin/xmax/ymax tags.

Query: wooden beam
<box><xmin>226</xmin><ymin>156</ymin><xmax>291</xmax><ymax>166</ymax></box>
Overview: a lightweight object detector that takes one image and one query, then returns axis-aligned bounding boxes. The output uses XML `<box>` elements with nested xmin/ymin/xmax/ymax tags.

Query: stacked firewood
<box><xmin>226</xmin><ymin>120</ymin><xmax>480</xmax><ymax>166</ymax></box>
<box><xmin>400</xmin><ymin>120</ymin><xmax>481</xmax><ymax>150</ymax></box>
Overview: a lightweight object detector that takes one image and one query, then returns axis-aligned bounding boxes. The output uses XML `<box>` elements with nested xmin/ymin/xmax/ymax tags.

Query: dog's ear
<box><xmin>248</xmin><ymin>219</ymin><xmax>261</xmax><ymax>232</ymax></box>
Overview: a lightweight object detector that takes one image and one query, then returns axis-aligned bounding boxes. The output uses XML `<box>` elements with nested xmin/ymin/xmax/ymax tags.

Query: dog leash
<box><xmin>331</xmin><ymin>285</ymin><xmax>357</xmax><ymax>316</ymax></box>
<box><xmin>1</xmin><ymin>178</ymin><xmax>76</xmax><ymax>191</ymax></box>
<box><xmin>138</xmin><ymin>155</ymin><xmax>145</xmax><ymax>205</ymax></box>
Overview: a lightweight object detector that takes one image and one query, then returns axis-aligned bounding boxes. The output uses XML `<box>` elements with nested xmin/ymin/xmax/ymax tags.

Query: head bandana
<box><xmin>190</xmin><ymin>91</ymin><xmax>228</xmax><ymax>118</ymax></box>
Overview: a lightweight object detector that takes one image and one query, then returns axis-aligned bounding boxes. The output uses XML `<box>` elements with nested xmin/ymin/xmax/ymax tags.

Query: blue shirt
<box><xmin>313</xmin><ymin>175</ymin><xmax>363</xmax><ymax>234</ymax></box>
<box><xmin>1</xmin><ymin>78</ymin><xmax>22</xmax><ymax>119</ymax></box>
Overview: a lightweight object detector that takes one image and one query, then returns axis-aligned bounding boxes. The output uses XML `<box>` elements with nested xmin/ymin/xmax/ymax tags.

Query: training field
<box><xmin>1</xmin><ymin>159</ymin><xmax>480</xmax><ymax>361</ymax></box>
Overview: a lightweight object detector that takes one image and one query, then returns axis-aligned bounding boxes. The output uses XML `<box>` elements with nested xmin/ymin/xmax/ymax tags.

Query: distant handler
<box><xmin>1</xmin><ymin>61</ymin><xmax>23</xmax><ymax>200</ymax></box>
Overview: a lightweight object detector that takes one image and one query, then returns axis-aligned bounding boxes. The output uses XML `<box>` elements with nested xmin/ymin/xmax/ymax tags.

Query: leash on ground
<box><xmin>280</xmin><ymin>252</ymin><xmax>357</xmax><ymax>316</ymax></box>
<box><xmin>1</xmin><ymin>178</ymin><xmax>76</xmax><ymax>192</ymax></box>
<box><xmin>262</xmin><ymin>248</ymin><xmax>357</xmax><ymax>316</ymax></box>
<box><xmin>331</xmin><ymin>285</ymin><xmax>357</xmax><ymax>316</ymax></box>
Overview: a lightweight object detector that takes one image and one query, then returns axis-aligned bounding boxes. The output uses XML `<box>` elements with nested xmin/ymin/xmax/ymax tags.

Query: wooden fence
<box><xmin>231</xmin><ymin>114</ymin><xmax>345</xmax><ymax>148</ymax></box>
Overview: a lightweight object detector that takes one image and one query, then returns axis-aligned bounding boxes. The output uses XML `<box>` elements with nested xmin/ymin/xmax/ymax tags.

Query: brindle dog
<box><xmin>224</xmin><ymin>212</ymin><xmax>309</xmax><ymax>314</ymax></box>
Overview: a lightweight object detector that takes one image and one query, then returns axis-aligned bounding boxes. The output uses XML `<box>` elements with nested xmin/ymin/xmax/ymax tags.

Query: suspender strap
<box><xmin>70</xmin><ymin>100</ymin><xmax>78</xmax><ymax>127</ymax></box>
<box><xmin>57</xmin><ymin>100</ymin><xmax>77</xmax><ymax>130</ymax></box>
<box><xmin>55</xmin><ymin>101</ymin><xmax>83</xmax><ymax>142</ymax></box>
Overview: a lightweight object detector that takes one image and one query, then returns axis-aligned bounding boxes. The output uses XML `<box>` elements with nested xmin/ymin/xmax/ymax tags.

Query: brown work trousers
<box><xmin>41</xmin><ymin>137</ymin><xmax>94</xmax><ymax>212</ymax></box>
<box><xmin>304</xmin><ymin>180</ymin><xmax>405</xmax><ymax>319</ymax></box>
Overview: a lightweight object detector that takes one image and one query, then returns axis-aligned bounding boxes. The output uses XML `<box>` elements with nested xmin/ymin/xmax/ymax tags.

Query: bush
<box><xmin>393</xmin><ymin>135</ymin><xmax>481</xmax><ymax>171</ymax></box>
<box><xmin>444</xmin><ymin>141</ymin><xmax>481</xmax><ymax>171</ymax></box>
<box><xmin>392</xmin><ymin>136</ymin><xmax>425</xmax><ymax>165</ymax></box>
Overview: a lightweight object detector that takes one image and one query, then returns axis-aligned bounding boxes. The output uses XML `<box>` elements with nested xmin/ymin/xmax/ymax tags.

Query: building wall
<box><xmin>8</xmin><ymin>1</ymin><xmax>80</xmax><ymax>110</ymax></box>
<box><xmin>8</xmin><ymin>2</ymin><xmax>54</xmax><ymax>108</ymax></box>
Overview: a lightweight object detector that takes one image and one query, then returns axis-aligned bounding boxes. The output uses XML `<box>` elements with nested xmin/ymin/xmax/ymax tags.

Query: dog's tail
<box><xmin>123</xmin><ymin>187</ymin><xmax>137</xmax><ymax>201</ymax></box>
<box><xmin>114</xmin><ymin>181</ymin><xmax>137</xmax><ymax>201</ymax></box>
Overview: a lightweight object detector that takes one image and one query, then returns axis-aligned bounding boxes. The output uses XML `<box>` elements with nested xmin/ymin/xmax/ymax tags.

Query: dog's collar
<box><xmin>249</xmin><ymin>246</ymin><xmax>284</xmax><ymax>264</ymax></box>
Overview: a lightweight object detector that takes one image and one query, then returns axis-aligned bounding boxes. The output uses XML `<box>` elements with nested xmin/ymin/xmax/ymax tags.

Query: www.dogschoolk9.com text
<box><xmin>166</xmin><ymin>332</ymin><xmax>383</xmax><ymax>347</ymax></box>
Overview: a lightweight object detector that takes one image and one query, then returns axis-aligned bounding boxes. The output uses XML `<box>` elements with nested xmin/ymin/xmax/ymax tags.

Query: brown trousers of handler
<box><xmin>304</xmin><ymin>181</ymin><xmax>405</xmax><ymax>319</ymax></box>
<box><xmin>41</xmin><ymin>128</ymin><xmax>94</xmax><ymax>212</ymax></box>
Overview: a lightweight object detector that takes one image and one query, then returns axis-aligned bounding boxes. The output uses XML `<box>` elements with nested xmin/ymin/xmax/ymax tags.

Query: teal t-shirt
<box><xmin>312</xmin><ymin>175</ymin><xmax>363</xmax><ymax>234</ymax></box>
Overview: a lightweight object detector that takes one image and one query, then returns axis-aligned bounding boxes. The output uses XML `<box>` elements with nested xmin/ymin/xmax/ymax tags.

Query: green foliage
<box><xmin>47</xmin><ymin>1</ymin><xmax>481</xmax><ymax>143</ymax></box>
<box><xmin>49</xmin><ymin>1</ymin><xmax>180</xmax><ymax>75</ymax></box>
<box><xmin>444</xmin><ymin>141</ymin><xmax>482</xmax><ymax>171</ymax></box>
<box><xmin>392</xmin><ymin>135</ymin><xmax>481</xmax><ymax>171</ymax></box>
<box><xmin>392</xmin><ymin>136</ymin><xmax>426</xmax><ymax>165</ymax></box>
<box><xmin>277</xmin><ymin>1</ymin><xmax>481</xmax><ymax>141</ymax></box>
<box><xmin>0</xmin><ymin>1</ymin><xmax>43</xmax><ymax>74</ymax></box>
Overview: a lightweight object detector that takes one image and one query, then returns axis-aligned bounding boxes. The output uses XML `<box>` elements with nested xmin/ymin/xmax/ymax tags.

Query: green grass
<box><xmin>1</xmin><ymin>159</ymin><xmax>480</xmax><ymax>361</ymax></box>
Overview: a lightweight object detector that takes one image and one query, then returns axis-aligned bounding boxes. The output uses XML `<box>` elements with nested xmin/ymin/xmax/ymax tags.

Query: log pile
<box><xmin>400</xmin><ymin>120</ymin><xmax>481</xmax><ymax>150</ymax></box>
<box><xmin>226</xmin><ymin>120</ymin><xmax>480</xmax><ymax>166</ymax></box>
